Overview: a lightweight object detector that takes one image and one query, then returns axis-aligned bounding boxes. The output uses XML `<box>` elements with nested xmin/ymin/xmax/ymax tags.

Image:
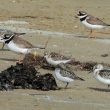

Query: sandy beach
<box><xmin>0</xmin><ymin>0</ymin><xmax>110</xmax><ymax>110</ymax></box>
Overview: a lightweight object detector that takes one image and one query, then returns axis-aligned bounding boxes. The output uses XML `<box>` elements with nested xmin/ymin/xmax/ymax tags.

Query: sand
<box><xmin>0</xmin><ymin>0</ymin><xmax>110</xmax><ymax>110</ymax></box>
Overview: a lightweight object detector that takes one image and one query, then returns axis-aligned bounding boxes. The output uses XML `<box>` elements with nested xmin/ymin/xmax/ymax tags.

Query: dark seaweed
<box><xmin>0</xmin><ymin>63</ymin><xmax>58</xmax><ymax>91</ymax></box>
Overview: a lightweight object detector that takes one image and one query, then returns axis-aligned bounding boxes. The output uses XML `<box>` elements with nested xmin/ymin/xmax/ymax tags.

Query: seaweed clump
<box><xmin>0</xmin><ymin>63</ymin><xmax>58</xmax><ymax>91</ymax></box>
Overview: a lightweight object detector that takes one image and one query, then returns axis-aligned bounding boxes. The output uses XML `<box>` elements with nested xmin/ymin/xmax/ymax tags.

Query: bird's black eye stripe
<box><xmin>4</xmin><ymin>34</ymin><xmax>15</xmax><ymax>44</ymax></box>
<box><xmin>3</xmin><ymin>34</ymin><xmax>11</xmax><ymax>39</ymax></box>
<box><xmin>79</xmin><ymin>13</ymin><xmax>86</xmax><ymax>16</ymax></box>
<box><xmin>78</xmin><ymin>11</ymin><xmax>86</xmax><ymax>16</ymax></box>
<box><xmin>80</xmin><ymin>13</ymin><xmax>85</xmax><ymax>16</ymax></box>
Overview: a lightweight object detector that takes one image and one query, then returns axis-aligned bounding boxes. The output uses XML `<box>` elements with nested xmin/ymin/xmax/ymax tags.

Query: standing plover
<box><xmin>0</xmin><ymin>33</ymin><xmax>45</xmax><ymax>62</ymax></box>
<box><xmin>54</xmin><ymin>63</ymin><xmax>84</xmax><ymax>88</ymax></box>
<box><xmin>77</xmin><ymin>11</ymin><xmax>110</xmax><ymax>38</ymax></box>
<box><xmin>91</xmin><ymin>64</ymin><xmax>110</xmax><ymax>87</ymax></box>
<box><xmin>44</xmin><ymin>52</ymin><xmax>72</xmax><ymax>66</ymax></box>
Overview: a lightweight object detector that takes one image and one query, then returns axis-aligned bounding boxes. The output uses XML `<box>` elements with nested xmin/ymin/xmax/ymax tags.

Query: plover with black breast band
<box><xmin>77</xmin><ymin>11</ymin><xmax>110</xmax><ymax>38</ymax></box>
<box><xmin>0</xmin><ymin>32</ymin><xmax>45</xmax><ymax>62</ymax></box>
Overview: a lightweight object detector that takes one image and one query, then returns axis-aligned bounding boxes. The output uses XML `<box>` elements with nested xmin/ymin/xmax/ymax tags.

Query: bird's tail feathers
<box><xmin>15</xmin><ymin>32</ymin><xmax>26</xmax><ymax>36</ymax></box>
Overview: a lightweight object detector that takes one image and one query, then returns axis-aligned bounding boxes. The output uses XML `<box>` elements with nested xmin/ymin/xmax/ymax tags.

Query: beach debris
<box><xmin>23</xmin><ymin>54</ymin><xmax>44</xmax><ymax>66</ymax></box>
<box><xmin>101</xmin><ymin>54</ymin><xmax>109</xmax><ymax>57</ymax></box>
<box><xmin>69</xmin><ymin>61</ymin><xmax>97</xmax><ymax>71</ymax></box>
<box><xmin>23</xmin><ymin>53</ymin><xmax>55</xmax><ymax>70</ymax></box>
<box><xmin>32</xmin><ymin>73</ymin><xmax>59</xmax><ymax>90</ymax></box>
<box><xmin>0</xmin><ymin>63</ymin><xmax>58</xmax><ymax>91</ymax></box>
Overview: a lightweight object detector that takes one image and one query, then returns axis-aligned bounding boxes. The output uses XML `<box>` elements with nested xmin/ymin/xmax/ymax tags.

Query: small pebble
<box><xmin>74</xmin><ymin>25</ymin><xmax>78</xmax><ymax>29</ymax></box>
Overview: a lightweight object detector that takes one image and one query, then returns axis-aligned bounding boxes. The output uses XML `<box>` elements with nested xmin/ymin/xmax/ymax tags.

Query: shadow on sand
<box><xmin>74</xmin><ymin>35</ymin><xmax>110</xmax><ymax>40</ymax></box>
<box><xmin>75</xmin><ymin>35</ymin><xmax>110</xmax><ymax>40</ymax></box>
<box><xmin>0</xmin><ymin>58</ymin><xmax>17</xmax><ymax>62</ymax></box>
<box><xmin>0</xmin><ymin>49</ymin><xmax>9</xmax><ymax>51</ymax></box>
<box><xmin>88</xmin><ymin>87</ymin><xmax>110</xmax><ymax>92</ymax></box>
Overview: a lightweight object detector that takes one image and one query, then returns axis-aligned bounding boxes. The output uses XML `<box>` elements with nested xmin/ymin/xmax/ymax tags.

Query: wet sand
<box><xmin>0</xmin><ymin>0</ymin><xmax>110</xmax><ymax>110</ymax></box>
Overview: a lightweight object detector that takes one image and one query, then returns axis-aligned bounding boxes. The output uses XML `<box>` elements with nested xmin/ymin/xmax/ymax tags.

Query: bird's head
<box><xmin>0</xmin><ymin>34</ymin><xmax>14</xmax><ymax>43</ymax></box>
<box><xmin>77</xmin><ymin>11</ymin><xmax>88</xmax><ymax>19</ymax></box>
<box><xmin>93</xmin><ymin>64</ymin><xmax>104</xmax><ymax>71</ymax></box>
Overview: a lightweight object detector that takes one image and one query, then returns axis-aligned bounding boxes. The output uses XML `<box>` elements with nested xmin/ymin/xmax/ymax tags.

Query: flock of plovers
<box><xmin>0</xmin><ymin>11</ymin><xmax>110</xmax><ymax>89</ymax></box>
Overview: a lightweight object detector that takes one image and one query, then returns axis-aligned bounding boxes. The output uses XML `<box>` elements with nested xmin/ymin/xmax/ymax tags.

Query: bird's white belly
<box><xmin>6</xmin><ymin>41</ymin><xmax>28</xmax><ymax>54</ymax></box>
<box><xmin>82</xmin><ymin>20</ymin><xmax>105</xmax><ymax>29</ymax></box>
<box><xmin>95</xmin><ymin>75</ymin><xmax>110</xmax><ymax>85</ymax></box>
<box><xmin>55</xmin><ymin>69</ymin><xmax>74</xmax><ymax>83</ymax></box>
<box><xmin>47</xmin><ymin>58</ymin><xmax>71</xmax><ymax>66</ymax></box>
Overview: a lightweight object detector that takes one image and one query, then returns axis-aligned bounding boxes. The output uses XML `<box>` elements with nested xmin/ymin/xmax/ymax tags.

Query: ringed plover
<box><xmin>77</xmin><ymin>11</ymin><xmax>110</xmax><ymax>38</ymax></box>
<box><xmin>0</xmin><ymin>33</ymin><xmax>45</xmax><ymax>62</ymax></box>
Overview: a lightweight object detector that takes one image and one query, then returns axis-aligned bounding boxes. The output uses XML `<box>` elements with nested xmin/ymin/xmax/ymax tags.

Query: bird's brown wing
<box><xmin>13</xmin><ymin>36</ymin><xmax>34</xmax><ymax>48</ymax></box>
<box><xmin>86</xmin><ymin>16</ymin><xmax>109</xmax><ymax>26</ymax></box>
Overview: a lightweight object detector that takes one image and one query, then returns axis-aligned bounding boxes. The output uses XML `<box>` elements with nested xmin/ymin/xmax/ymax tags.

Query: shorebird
<box><xmin>91</xmin><ymin>64</ymin><xmax>110</xmax><ymax>87</ymax></box>
<box><xmin>0</xmin><ymin>32</ymin><xmax>45</xmax><ymax>62</ymax></box>
<box><xmin>77</xmin><ymin>11</ymin><xmax>110</xmax><ymax>38</ymax></box>
<box><xmin>44</xmin><ymin>52</ymin><xmax>72</xmax><ymax>66</ymax></box>
<box><xmin>54</xmin><ymin>63</ymin><xmax>85</xmax><ymax>88</ymax></box>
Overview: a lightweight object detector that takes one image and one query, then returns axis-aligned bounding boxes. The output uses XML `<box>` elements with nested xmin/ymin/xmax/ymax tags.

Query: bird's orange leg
<box><xmin>89</xmin><ymin>29</ymin><xmax>96</xmax><ymax>38</ymax></box>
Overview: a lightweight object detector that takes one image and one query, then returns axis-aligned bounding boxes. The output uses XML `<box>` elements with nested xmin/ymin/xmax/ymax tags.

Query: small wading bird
<box><xmin>0</xmin><ymin>33</ymin><xmax>46</xmax><ymax>62</ymax></box>
<box><xmin>77</xmin><ymin>11</ymin><xmax>110</xmax><ymax>38</ymax></box>
<box><xmin>54</xmin><ymin>63</ymin><xmax>85</xmax><ymax>88</ymax></box>
<box><xmin>44</xmin><ymin>52</ymin><xmax>72</xmax><ymax>66</ymax></box>
<box><xmin>90</xmin><ymin>64</ymin><xmax>110</xmax><ymax>88</ymax></box>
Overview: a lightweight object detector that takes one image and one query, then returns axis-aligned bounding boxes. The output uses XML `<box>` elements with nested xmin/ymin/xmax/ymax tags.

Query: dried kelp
<box><xmin>70</xmin><ymin>61</ymin><xmax>97</xmax><ymax>71</ymax></box>
<box><xmin>23</xmin><ymin>53</ymin><xmax>55</xmax><ymax>70</ymax></box>
<box><xmin>0</xmin><ymin>63</ymin><xmax>58</xmax><ymax>91</ymax></box>
<box><xmin>70</xmin><ymin>60</ymin><xmax>110</xmax><ymax>71</ymax></box>
<box><xmin>23</xmin><ymin>54</ymin><xmax>45</xmax><ymax>67</ymax></box>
